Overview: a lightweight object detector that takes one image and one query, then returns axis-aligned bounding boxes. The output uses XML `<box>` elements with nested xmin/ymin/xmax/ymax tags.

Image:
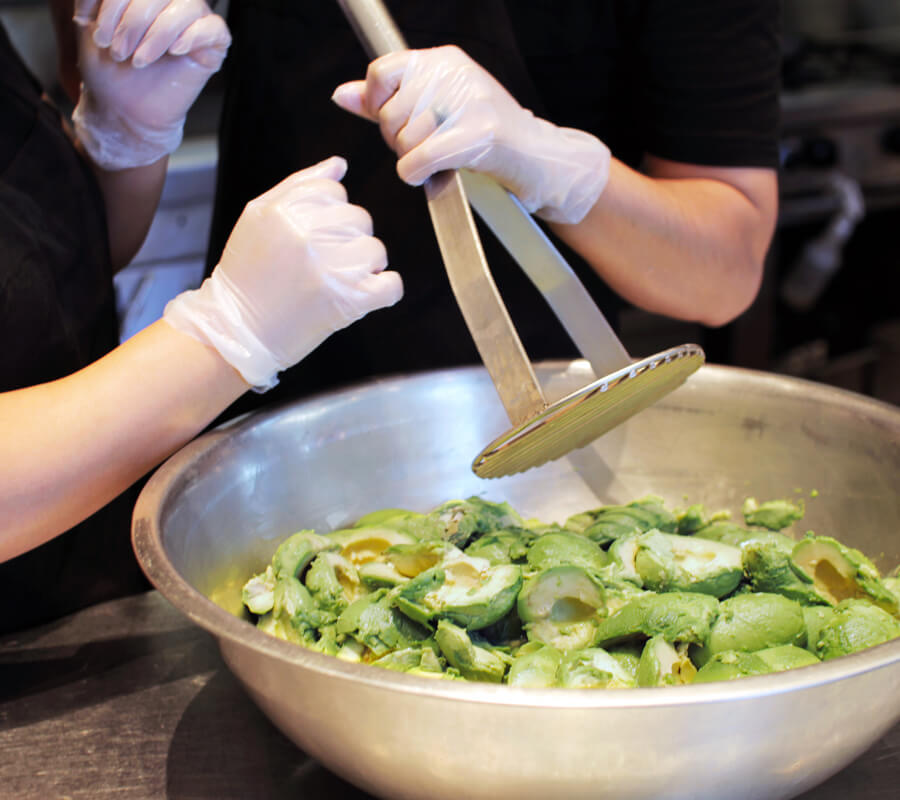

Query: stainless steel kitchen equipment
<box><xmin>133</xmin><ymin>360</ymin><xmax>900</xmax><ymax>800</ymax></box>
<box><xmin>336</xmin><ymin>0</ymin><xmax>703</xmax><ymax>479</ymax></box>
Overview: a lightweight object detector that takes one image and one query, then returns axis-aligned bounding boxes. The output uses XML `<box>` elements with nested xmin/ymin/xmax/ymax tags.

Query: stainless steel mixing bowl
<box><xmin>132</xmin><ymin>361</ymin><xmax>900</xmax><ymax>800</ymax></box>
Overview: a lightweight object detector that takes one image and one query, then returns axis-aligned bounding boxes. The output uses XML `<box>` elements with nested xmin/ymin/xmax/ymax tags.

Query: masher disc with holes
<box><xmin>472</xmin><ymin>344</ymin><xmax>705</xmax><ymax>478</ymax></box>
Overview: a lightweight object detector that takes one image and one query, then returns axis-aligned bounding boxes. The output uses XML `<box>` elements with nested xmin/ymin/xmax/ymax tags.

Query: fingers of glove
<box><xmin>336</xmin><ymin>72</ymin><xmax>451</xmax><ymax>160</ymax></box>
<box><xmin>221</xmin><ymin>172</ymin><xmax>367</xmax><ymax>287</ymax></box>
<box><xmin>135</xmin><ymin>5</ymin><xmax>230</xmax><ymax>69</ymax></box>
<box><xmin>257</xmin><ymin>174</ymin><xmax>349</xmax><ymax>215</ymax></box>
<box><xmin>358</xmin><ymin>50</ymin><xmax>414</xmax><ymax>118</ymax></box>
<box><xmin>323</xmin><ymin>235</ymin><xmax>388</xmax><ymax>281</ymax></box>
<box><xmin>91</xmin><ymin>0</ymin><xmax>132</xmax><ymax>47</ymax></box>
<box><xmin>167</xmin><ymin>14</ymin><xmax>231</xmax><ymax>69</ymax></box>
<box><xmin>322</xmin><ymin>260</ymin><xmax>403</xmax><ymax>334</ymax></box>
<box><xmin>108</xmin><ymin>0</ymin><xmax>170</xmax><ymax>61</ymax></box>
<box><xmin>261</xmin><ymin>156</ymin><xmax>348</xmax><ymax>204</ymax></box>
<box><xmin>331</xmin><ymin>81</ymin><xmax>375</xmax><ymax>121</ymax></box>
<box><xmin>73</xmin><ymin>0</ymin><xmax>102</xmax><ymax>25</ymax></box>
<box><xmin>281</xmin><ymin>201</ymin><xmax>375</xmax><ymax>245</ymax></box>
<box><xmin>395</xmin><ymin>122</ymin><xmax>494</xmax><ymax>186</ymax></box>
<box><xmin>354</xmin><ymin>269</ymin><xmax>404</xmax><ymax>313</ymax></box>
<box><xmin>376</xmin><ymin>70</ymin><xmax>445</xmax><ymax>152</ymax></box>
<box><xmin>392</xmin><ymin>105</ymin><xmax>442</xmax><ymax>160</ymax></box>
<box><xmin>329</xmin><ymin>269</ymin><xmax>403</xmax><ymax>329</ymax></box>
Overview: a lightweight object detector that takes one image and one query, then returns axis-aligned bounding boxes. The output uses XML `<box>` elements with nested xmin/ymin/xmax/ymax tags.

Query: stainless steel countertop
<box><xmin>1</xmin><ymin>591</ymin><xmax>898</xmax><ymax>799</ymax></box>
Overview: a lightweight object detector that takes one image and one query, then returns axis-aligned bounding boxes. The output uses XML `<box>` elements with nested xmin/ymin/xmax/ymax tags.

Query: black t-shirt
<box><xmin>0</xmin><ymin>25</ymin><xmax>149</xmax><ymax>633</ymax></box>
<box><xmin>208</xmin><ymin>0</ymin><xmax>780</xmax><ymax>415</ymax></box>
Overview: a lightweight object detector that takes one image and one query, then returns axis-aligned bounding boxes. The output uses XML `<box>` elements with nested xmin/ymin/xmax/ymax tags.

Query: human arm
<box><xmin>0</xmin><ymin>156</ymin><xmax>403</xmax><ymax>561</ymax></box>
<box><xmin>332</xmin><ymin>45</ymin><xmax>777</xmax><ymax>327</ymax></box>
<box><xmin>68</xmin><ymin>0</ymin><xmax>231</xmax><ymax>269</ymax></box>
<box><xmin>554</xmin><ymin>157</ymin><xmax>776</xmax><ymax>327</ymax></box>
<box><xmin>0</xmin><ymin>319</ymin><xmax>245</xmax><ymax>561</ymax></box>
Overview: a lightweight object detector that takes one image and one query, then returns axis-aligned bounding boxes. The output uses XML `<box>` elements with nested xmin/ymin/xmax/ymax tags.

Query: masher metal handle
<box><xmin>459</xmin><ymin>170</ymin><xmax>633</xmax><ymax>378</ymax></box>
<box><xmin>336</xmin><ymin>0</ymin><xmax>547</xmax><ymax>426</ymax></box>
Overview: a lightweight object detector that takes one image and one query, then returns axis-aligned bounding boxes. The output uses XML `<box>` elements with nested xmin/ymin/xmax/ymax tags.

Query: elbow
<box><xmin>695</xmin><ymin>251</ymin><xmax>767</xmax><ymax>329</ymax></box>
<box><xmin>698</xmin><ymin>213</ymin><xmax>774</xmax><ymax>328</ymax></box>
<box><xmin>697</xmin><ymin>172</ymin><xmax>778</xmax><ymax>328</ymax></box>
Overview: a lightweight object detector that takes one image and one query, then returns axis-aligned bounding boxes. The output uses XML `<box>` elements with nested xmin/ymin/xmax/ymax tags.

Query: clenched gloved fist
<box><xmin>332</xmin><ymin>45</ymin><xmax>611</xmax><ymax>224</ymax></box>
<box><xmin>72</xmin><ymin>0</ymin><xmax>231</xmax><ymax>170</ymax></box>
<box><xmin>163</xmin><ymin>157</ymin><xmax>404</xmax><ymax>391</ymax></box>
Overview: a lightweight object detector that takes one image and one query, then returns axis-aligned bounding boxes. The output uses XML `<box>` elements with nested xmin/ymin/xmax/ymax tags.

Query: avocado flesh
<box><xmin>557</xmin><ymin>648</ymin><xmax>636</xmax><ymax>689</ymax></box>
<box><xmin>242</xmin><ymin>566</ymin><xmax>277</xmax><ymax>615</ymax></box>
<box><xmin>272</xmin><ymin>530</ymin><xmax>339</xmax><ymax>580</ymax></box>
<box><xmin>371</xmin><ymin>644</ymin><xmax>444</xmax><ymax>674</ymax></box>
<box><xmin>791</xmin><ymin>537</ymin><xmax>899</xmax><ymax>614</ymax></box>
<box><xmin>384</xmin><ymin>541</ymin><xmax>456</xmax><ymax>577</ymax></box>
<box><xmin>695</xmin><ymin>520</ymin><xmax>796</xmax><ymax>552</ymax></box>
<box><xmin>754</xmin><ymin>644</ymin><xmax>820</xmax><ymax>672</ymax></box>
<box><xmin>884</xmin><ymin>576</ymin><xmax>900</xmax><ymax>602</ymax></box>
<box><xmin>335</xmin><ymin>589</ymin><xmax>430</xmax><ymax>658</ymax></box>
<box><xmin>742</xmin><ymin>497</ymin><xmax>804</xmax><ymax>531</ymax></box>
<box><xmin>358</xmin><ymin>561</ymin><xmax>409</xmax><ymax>589</ymax></box>
<box><xmin>257</xmin><ymin>577</ymin><xmax>331</xmax><ymax>645</ymax></box>
<box><xmin>327</xmin><ymin>527</ymin><xmax>417</xmax><ymax>565</ymax></box>
<box><xmin>518</xmin><ymin>566</ymin><xmax>605</xmax><ymax>650</ymax></box>
<box><xmin>564</xmin><ymin>496</ymin><xmax>677</xmax><ymax>546</ymax></box>
<box><xmin>803</xmin><ymin>605</ymin><xmax>837</xmax><ymax>654</ymax></box>
<box><xmin>526</xmin><ymin>530</ymin><xmax>610</xmax><ymax>573</ymax></box>
<box><xmin>465</xmin><ymin>529</ymin><xmax>533</xmax><ymax>565</ymax></box>
<box><xmin>607</xmin><ymin>645</ymin><xmax>642</xmax><ymax>681</ymax></box>
<box><xmin>633</xmin><ymin>531</ymin><xmax>742</xmax><ymax>598</ymax></box>
<box><xmin>423</xmin><ymin>558</ymin><xmax>522</xmax><ymax>631</ymax></box>
<box><xmin>305</xmin><ymin>551</ymin><xmax>362</xmax><ymax>615</ymax></box>
<box><xmin>816</xmin><ymin>599</ymin><xmax>900</xmax><ymax>660</ymax></box>
<box><xmin>742</xmin><ymin>540</ymin><xmax>829</xmax><ymax>606</ymax></box>
<box><xmin>507</xmin><ymin>642</ymin><xmax>564</xmax><ymax>688</ymax></box>
<box><xmin>243</xmin><ymin>494</ymin><xmax>900</xmax><ymax>686</ymax></box>
<box><xmin>594</xmin><ymin>592</ymin><xmax>720</xmax><ymax>648</ymax></box>
<box><xmin>636</xmin><ymin>636</ymin><xmax>697</xmax><ymax>687</ymax></box>
<box><xmin>603</xmin><ymin>535</ymin><xmax>643</xmax><ymax>588</ymax></box>
<box><xmin>432</xmin><ymin>497</ymin><xmax>524</xmax><ymax>549</ymax></box>
<box><xmin>693</xmin><ymin>650</ymin><xmax>773</xmax><ymax>683</ymax></box>
<box><xmin>392</xmin><ymin>552</ymin><xmax>522</xmax><ymax>631</ymax></box>
<box><xmin>434</xmin><ymin>620</ymin><xmax>508</xmax><ymax>683</ymax></box>
<box><xmin>242</xmin><ymin>531</ymin><xmax>339</xmax><ymax>615</ymax></box>
<box><xmin>693</xmin><ymin>592</ymin><xmax>806</xmax><ymax>667</ymax></box>
<box><xmin>351</xmin><ymin>508</ymin><xmax>418</xmax><ymax>528</ymax></box>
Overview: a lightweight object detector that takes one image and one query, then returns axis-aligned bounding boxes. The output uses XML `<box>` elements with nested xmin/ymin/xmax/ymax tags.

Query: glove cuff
<box><xmin>531</xmin><ymin>122</ymin><xmax>612</xmax><ymax>225</ymax></box>
<box><xmin>73</xmin><ymin>88</ymin><xmax>184</xmax><ymax>171</ymax></box>
<box><xmin>163</xmin><ymin>276</ymin><xmax>287</xmax><ymax>393</ymax></box>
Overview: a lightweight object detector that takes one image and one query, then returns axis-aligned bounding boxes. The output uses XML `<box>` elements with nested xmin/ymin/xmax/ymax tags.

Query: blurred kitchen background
<box><xmin>2</xmin><ymin>0</ymin><xmax>898</xmax><ymax>405</ymax></box>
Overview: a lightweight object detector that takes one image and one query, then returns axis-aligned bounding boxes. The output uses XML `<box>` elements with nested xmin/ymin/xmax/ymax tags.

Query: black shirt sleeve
<box><xmin>637</xmin><ymin>0</ymin><xmax>781</xmax><ymax>168</ymax></box>
<box><xmin>509</xmin><ymin>0</ymin><xmax>782</xmax><ymax>170</ymax></box>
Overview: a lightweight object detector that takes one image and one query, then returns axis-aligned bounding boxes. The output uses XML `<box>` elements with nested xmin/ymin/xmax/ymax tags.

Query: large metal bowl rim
<box><xmin>133</xmin><ymin>362</ymin><xmax>900</xmax><ymax>711</ymax></box>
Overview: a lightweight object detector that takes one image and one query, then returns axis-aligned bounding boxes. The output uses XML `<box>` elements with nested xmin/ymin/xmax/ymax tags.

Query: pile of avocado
<box><xmin>240</xmin><ymin>495</ymin><xmax>900</xmax><ymax>687</ymax></box>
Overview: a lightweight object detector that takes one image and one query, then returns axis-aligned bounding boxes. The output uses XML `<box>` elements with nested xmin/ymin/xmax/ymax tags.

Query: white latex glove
<box><xmin>332</xmin><ymin>45</ymin><xmax>611</xmax><ymax>224</ymax></box>
<box><xmin>163</xmin><ymin>157</ymin><xmax>403</xmax><ymax>391</ymax></box>
<box><xmin>72</xmin><ymin>0</ymin><xmax>231</xmax><ymax>170</ymax></box>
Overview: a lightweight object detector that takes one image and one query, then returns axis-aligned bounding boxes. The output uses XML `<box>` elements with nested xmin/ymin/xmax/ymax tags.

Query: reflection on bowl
<box><xmin>133</xmin><ymin>361</ymin><xmax>900</xmax><ymax>800</ymax></box>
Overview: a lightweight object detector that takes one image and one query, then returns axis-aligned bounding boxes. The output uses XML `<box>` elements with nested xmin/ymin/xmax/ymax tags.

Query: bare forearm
<box><xmin>0</xmin><ymin>320</ymin><xmax>248</xmax><ymax>560</ymax></box>
<box><xmin>551</xmin><ymin>159</ymin><xmax>778</xmax><ymax>327</ymax></box>
<box><xmin>51</xmin><ymin>0</ymin><xmax>165</xmax><ymax>269</ymax></box>
<box><xmin>90</xmin><ymin>157</ymin><xmax>168</xmax><ymax>270</ymax></box>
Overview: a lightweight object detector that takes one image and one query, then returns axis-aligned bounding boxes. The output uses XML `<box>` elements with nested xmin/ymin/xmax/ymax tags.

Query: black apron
<box><xmin>0</xmin><ymin>25</ymin><xmax>148</xmax><ymax>634</ymax></box>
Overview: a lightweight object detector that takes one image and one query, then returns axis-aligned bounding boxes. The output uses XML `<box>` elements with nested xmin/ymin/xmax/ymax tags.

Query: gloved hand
<box><xmin>72</xmin><ymin>0</ymin><xmax>231</xmax><ymax>170</ymax></box>
<box><xmin>332</xmin><ymin>45</ymin><xmax>611</xmax><ymax>224</ymax></box>
<box><xmin>163</xmin><ymin>156</ymin><xmax>404</xmax><ymax>391</ymax></box>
